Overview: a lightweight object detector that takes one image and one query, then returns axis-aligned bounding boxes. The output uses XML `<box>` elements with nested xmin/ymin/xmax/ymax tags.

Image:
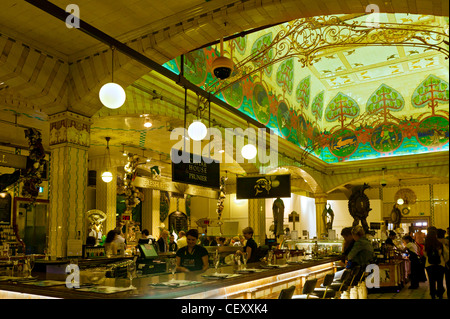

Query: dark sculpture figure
<box><xmin>272</xmin><ymin>197</ymin><xmax>285</xmax><ymax>238</ymax></box>
<box><xmin>348</xmin><ymin>183</ymin><xmax>372</xmax><ymax>234</ymax></box>
<box><xmin>390</xmin><ymin>204</ymin><xmax>402</xmax><ymax>229</ymax></box>
<box><xmin>322</xmin><ymin>203</ymin><xmax>334</xmax><ymax>232</ymax></box>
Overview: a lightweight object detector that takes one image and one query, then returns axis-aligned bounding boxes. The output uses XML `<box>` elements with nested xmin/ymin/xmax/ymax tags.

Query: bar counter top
<box><xmin>0</xmin><ymin>256</ymin><xmax>340</xmax><ymax>299</ymax></box>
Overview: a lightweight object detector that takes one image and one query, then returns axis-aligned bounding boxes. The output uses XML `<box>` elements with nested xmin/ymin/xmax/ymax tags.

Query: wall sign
<box><xmin>236</xmin><ymin>174</ymin><xmax>291</xmax><ymax>199</ymax></box>
<box><xmin>171</xmin><ymin>149</ymin><xmax>220</xmax><ymax>189</ymax></box>
<box><xmin>0</xmin><ymin>151</ymin><xmax>27</xmax><ymax>169</ymax></box>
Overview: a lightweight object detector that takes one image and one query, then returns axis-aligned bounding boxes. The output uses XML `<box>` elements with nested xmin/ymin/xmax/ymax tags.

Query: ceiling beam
<box><xmin>24</xmin><ymin>0</ymin><xmax>268</xmax><ymax>132</ymax></box>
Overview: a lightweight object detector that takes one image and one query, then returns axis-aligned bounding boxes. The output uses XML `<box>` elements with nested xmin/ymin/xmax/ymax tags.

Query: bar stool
<box><xmin>278</xmin><ymin>285</ymin><xmax>296</xmax><ymax>299</ymax></box>
<box><xmin>329</xmin><ymin>269</ymin><xmax>352</xmax><ymax>293</ymax></box>
<box><xmin>348</xmin><ymin>266</ymin><xmax>361</xmax><ymax>287</ymax></box>
<box><xmin>292</xmin><ymin>278</ymin><xmax>320</xmax><ymax>299</ymax></box>
<box><xmin>311</xmin><ymin>273</ymin><xmax>336</xmax><ymax>299</ymax></box>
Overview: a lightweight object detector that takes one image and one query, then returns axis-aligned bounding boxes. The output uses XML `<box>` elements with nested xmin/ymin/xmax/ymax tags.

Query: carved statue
<box><xmin>348</xmin><ymin>183</ymin><xmax>372</xmax><ymax>234</ymax></box>
<box><xmin>322</xmin><ymin>203</ymin><xmax>334</xmax><ymax>231</ymax></box>
<box><xmin>272</xmin><ymin>197</ymin><xmax>285</xmax><ymax>238</ymax></box>
<box><xmin>86</xmin><ymin>209</ymin><xmax>106</xmax><ymax>244</ymax></box>
<box><xmin>390</xmin><ymin>204</ymin><xmax>402</xmax><ymax>229</ymax></box>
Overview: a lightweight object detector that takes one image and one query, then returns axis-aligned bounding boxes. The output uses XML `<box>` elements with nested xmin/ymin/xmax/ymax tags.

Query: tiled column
<box><xmin>314</xmin><ymin>193</ymin><xmax>328</xmax><ymax>239</ymax></box>
<box><xmin>141</xmin><ymin>188</ymin><xmax>153</xmax><ymax>233</ymax></box>
<box><xmin>248</xmin><ymin>198</ymin><xmax>266</xmax><ymax>246</ymax></box>
<box><xmin>151</xmin><ymin>189</ymin><xmax>161</xmax><ymax>238</ymax></box>
<box><xmin>48</xmin><ymin>111</ymin><xmax>91</xmax><ymax>258</ymax></box>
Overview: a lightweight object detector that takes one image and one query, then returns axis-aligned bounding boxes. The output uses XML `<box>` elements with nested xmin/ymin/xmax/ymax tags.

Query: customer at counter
<box><xmin>401</xmin><ymin>235</ymin><xmax>420</xmax><ymax>289</ymax></box>
<box><xmin>424</xmin><ymin>230</ymin><xmax>447</xmax><ymax>299</ymax></box>
<box><xmin>346</xmin><ymin>225</ymin><xmax>374</xmax><ymax>271</ymax></box>
<box><xmin>177</xmin><ymin>231</ymin><xmax>187</xmax><ymax>249</ymax></box>
<box><xmin>385</xmin><ymin>230</ymin><xmax>397</xmax><ymax>247</ymax></box>
<box><xmin>176</xmin><ymin>229</ymin><xmax>209</xmax><ymax>272</ymax></box>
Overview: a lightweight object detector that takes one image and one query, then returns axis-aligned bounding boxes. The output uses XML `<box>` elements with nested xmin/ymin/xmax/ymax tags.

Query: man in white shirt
<box><xmin>177</xmin><ymin>231</ymin><xmax>187</xmax><ymax>249</ymax></box>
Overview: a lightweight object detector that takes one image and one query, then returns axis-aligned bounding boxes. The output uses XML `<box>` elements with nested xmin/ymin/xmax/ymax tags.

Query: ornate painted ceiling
<box><xmin>162</xmin><ymin>13</ymin><xmax>449</xmax><ymax>164</ymax></box>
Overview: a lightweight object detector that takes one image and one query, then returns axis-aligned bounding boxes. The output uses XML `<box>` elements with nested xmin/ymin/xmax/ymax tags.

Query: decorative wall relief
<box><xmin>123</xmin><ymin>154</ymin><xmax>143</xmax><ymax>210</ymax></box>
<box><xmin>22</xmin><ymin>128</ymin><xmax>46</xmax><ymax>201</ymax></box>
<box><xmin>160</xmin><ymin>191</ymin><xmax>170</xmax><ymax>222</ymax></box>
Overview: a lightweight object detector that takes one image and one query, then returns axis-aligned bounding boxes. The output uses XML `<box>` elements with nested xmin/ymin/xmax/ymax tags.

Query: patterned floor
<box><xmin>368</xmin><ymin>281</ymin><xmax>448</xmax><ymax>299</ymax></box>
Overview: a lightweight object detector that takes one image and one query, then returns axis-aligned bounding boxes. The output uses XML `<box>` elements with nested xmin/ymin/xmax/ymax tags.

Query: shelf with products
<box><xmin>280</xmin><ymin>239</ymin><xmax>343</xmax><ymax>256</ymax></box>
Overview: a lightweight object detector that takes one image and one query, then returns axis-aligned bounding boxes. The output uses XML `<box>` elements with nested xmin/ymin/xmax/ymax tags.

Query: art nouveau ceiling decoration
<box><xmin>163</xmin><ymin>13</ymin><xmax>449</xmax><ymax>164</ymax></box>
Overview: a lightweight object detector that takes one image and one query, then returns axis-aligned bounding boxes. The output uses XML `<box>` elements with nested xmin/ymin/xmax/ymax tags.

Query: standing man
<box><xmin>157</xmin><ymin>230</ymin><xmax>169</xmax><ymax>253</ymax></box>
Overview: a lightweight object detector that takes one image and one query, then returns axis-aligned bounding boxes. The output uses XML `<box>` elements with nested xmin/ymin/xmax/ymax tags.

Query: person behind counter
<box><xmin>236</xmin><ymin>227</ymin><xmax>259</xmax><ymax>264</ymax></box>
<box><xmin>176</xmin><ymin>229</ymin><xmax>209</xmax><ymax>272</ymax></box>
<box><xmin>157</xmin><ymin>230</ymin><xmax>169</xmax><ymax>253</ymax></box>
<box><xmin>168</xmin><ymin>234</ymin><xmax>178</xmax><ymax>252</ymax></box>
<box><xmin>104</xmin><ymin>230</ymin><xmax>118</xmax><ymax>256</ymax></box>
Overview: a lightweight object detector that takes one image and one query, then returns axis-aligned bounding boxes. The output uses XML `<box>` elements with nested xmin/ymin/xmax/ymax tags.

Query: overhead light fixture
<box><xmin>144</xmin><ymin>117</ymin><xmax>152</xmax><ymax>128</ymax></box>
<box><xmin>241</xmin><ymin>144</ymin><xmax>257</xmax><ymax>160</ymax></box>
<box><xmin>188</xmin><ymin>120</ymin><xmax>207</xmax><ymax>141</ymax></box>
<box><xmin>241</xmin><ymin>123</ymin><xmax>257</xmax><ymax>160</ymax></box>
<box><xmin>140</xmin><ymin>114</ymin><xmax>152</xmax><ymax>128</ymax></box>
<box><xmin>99</xmin><ymin>47</ymin><xmax>126</xmax><ymax>109</ymax></box>
<box><xmin>101</xmin><ymin>137</ymin><xmax>113</xmax><ymax>183</ymax></box>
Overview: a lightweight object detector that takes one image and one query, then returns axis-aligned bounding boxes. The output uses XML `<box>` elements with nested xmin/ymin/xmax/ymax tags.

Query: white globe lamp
<box><xmin>101</xmin><ymin>170</ymin><xmax>113</xmax><ymax>183</ymax></box>
<box><xmin>99</xmin><ymin>82</ymin><xmax>126</xmax><ymax>109</ymax></box>
<box><xmin>188</xmin><ymin>120</ymin><xmax>207</xmax><ymax>141</ymax></box>
<box><xmin>397</xmin><ymin>198</ymin><xmax>404</xmax><ymax>205</ymax></box>
<box><xmin>241</xmin><ymin>144</ymin><xmax>257</xmax><ymax>160</ymax></box>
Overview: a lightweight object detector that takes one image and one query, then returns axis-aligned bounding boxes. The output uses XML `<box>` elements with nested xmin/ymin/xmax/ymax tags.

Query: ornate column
<box><xmin>314</xmin><ymin>193</ymin><xmax>328</xmax><ymax>239</ymax></box>
<box><xmin>141</xmin><ymin>188</ymin><xmax>153</xmax><ymax>232</ymax></box>
<box><xmin>151</xmin><ymin>189</ymin><xmax>160</xmax><ymax>238</ymax></box>
<box><xmin>48</xmin><ymin>111</ymin><xmax>91</xmax><ymax>258</ymax></box>
<box><xmin>248</xmin><ymin>198</ymin><xmax>266</xmax><ymax>246</ymax></box>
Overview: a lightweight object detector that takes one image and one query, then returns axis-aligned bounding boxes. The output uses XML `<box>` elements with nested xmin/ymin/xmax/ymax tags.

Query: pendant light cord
<box><xmin>111</xmin><ymin>46</ymin><xmax>115</xmax><ymax>83</ymax></box>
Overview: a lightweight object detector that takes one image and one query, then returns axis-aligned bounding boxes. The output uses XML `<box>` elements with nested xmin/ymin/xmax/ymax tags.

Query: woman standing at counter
<box><xmin>176</xmin><ymin>229</ymin><xmax>209</xmax><ymax>272</ymax></box>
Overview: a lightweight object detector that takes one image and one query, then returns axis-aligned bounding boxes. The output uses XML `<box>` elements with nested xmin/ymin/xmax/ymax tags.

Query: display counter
<box><xmin>0</xmin><ymin>256</ymin><xmax>340</xmax><ymax>299</ymax></box>
<box><xmin>377</xmin><ymin>258</ymin><xmax>410</xmax><ymax>289</ymax></box>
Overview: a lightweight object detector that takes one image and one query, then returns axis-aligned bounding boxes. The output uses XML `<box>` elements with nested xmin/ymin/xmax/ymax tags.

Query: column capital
<box><xmin>49</xmin><ymin>111</ymin><xmax>92</xmax><ymax>149</ymax></box>
<box><xmin>314</xmin><ymin>193</ymin><xmax>328</xmax><ymax>204</ymax></box>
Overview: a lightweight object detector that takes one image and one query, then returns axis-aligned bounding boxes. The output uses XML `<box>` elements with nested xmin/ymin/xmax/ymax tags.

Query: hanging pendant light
<box><xmin>99</xmin><ymin>47</ymin><xmax>126</xmax><ymax>109</ymax></box>
<box><xmin>101</xmin><ymin>137</ymin><xmax>113</xmax><ymax>183</ymax></box>
<box><xmin>188</xmin><ymin>120</ymin><xmax>207</xmax><ymax>141</ymax></box>
<box><xmin>241</xmin><ymin>122</ymin><xmax>257</xmax><ymax>160</ymax></box>
<box><xmin>241</xmin><ymin>143</ymin><xmax>257</xmax><ymax>160</ymax></box>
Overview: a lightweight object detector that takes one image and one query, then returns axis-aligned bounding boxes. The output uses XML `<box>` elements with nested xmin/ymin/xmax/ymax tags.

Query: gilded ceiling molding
<box><xmin>211</xmin><ymin>15</ymin><xmax>449</xmax><ymax>96</ymax></box>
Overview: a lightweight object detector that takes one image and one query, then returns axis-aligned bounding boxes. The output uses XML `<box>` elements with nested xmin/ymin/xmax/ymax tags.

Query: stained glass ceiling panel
<box><xmin>162</xmin><ymin>13</ymin><xmax>449</xmax><ymax>164</ymax></box>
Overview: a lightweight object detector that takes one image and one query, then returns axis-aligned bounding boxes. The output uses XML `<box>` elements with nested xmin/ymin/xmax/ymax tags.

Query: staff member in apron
<box><xmin>176</xmin><ymin>229</ymin><xmax>209</xmax><ymax>272</ymax></box>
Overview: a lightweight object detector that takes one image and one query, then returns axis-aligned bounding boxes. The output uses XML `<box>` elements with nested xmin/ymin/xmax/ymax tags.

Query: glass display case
<box><xmin>280</xmin><ymin>239</ymin><xmax>343</xmax><ymax>256</ymax></box>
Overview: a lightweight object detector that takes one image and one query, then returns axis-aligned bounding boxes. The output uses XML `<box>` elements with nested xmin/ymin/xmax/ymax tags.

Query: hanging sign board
<box><xmin>171</xmin><ymin>149</ymin><xmax>220</xmax><ymax>189</ymax></box>
<box><xmin>236</xmin><ymin>174</ymin><xmax>291</xmax><ymax>199</ymax></box>
<box><xmin>0</xmin><ymin>151</ymin><xmax>27</xmax><ymax>169</ymax></box>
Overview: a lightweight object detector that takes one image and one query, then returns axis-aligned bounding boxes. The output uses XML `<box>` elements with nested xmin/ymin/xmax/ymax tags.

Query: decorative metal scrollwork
<box><xmin>208</xmin><ymin>15</ymin><xmax>449</xmax><ymax>96</ymax></box>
